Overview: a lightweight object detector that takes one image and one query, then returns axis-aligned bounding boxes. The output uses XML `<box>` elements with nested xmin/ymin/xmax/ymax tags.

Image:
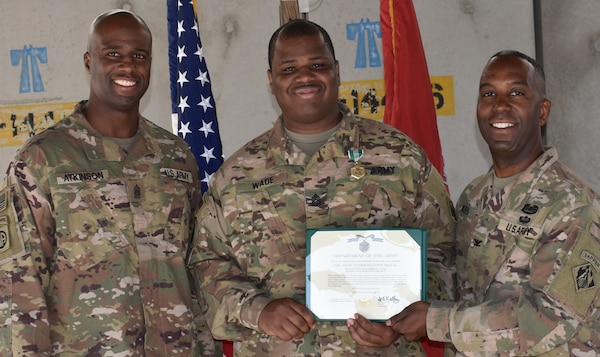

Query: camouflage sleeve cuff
<box><xmin>239</xmin><ymin>294</ymin><xmax>272</xmax><ymax>332</ymax></box>
<box><xmin>426</xmin><ymin>300</ymin><xmax>454</xmax><ymax>342</ymax></box>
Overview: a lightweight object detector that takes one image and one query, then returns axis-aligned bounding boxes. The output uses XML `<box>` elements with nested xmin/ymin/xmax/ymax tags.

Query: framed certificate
<box><xmin>306</xmin><ymin>228</ymin><xmax>427</xmax><ymax>321</ymax></box>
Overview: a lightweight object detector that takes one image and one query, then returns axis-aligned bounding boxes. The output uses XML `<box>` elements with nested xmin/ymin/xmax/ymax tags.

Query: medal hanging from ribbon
<box><xmin>348</xmin><ymin>148</ymin><xmax>366</xmax><ymax>180</ymax></box>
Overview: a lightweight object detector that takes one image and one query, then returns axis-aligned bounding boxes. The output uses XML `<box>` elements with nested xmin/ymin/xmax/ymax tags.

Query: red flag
<box><xmin>380</xmin><ymin>0</ymin><xmax>445</xmax><ymax>180</ymax></box>
<box><xmin>381</xmin><ymin>4</ymin><xmax>446</xmax><ymax>356</ymax></box>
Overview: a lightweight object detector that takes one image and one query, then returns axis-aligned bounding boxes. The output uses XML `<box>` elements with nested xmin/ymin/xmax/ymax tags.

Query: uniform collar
<box><xmin>70</xmin><ymin>100</ymin><xmax>159</xmax><ymax>162</ymax></box>
<box><xmin>481</xmin><ymin>147</ymin><xmax>559</xmax><ymax>208</ymax></box>
<box><xmin>265</xmin><ymin>102</ymin><xmax>360</xmax><ymax>168</ymax></box>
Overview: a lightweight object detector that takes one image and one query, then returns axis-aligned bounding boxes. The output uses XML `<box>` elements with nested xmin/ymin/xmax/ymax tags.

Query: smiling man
<box><xmin>387</xmin><ymin>50</ymin><xmax>600</xmax><ymax>356</ymax></box>
<box><xmin>188</xmin><ymin>19</ymin><xmax>456</xmax><ymax>356</ymax></box>
<box><xmin>0</xmin><ymin>10</ymin><xmax>216</xmax><ymax>356</ymax></box>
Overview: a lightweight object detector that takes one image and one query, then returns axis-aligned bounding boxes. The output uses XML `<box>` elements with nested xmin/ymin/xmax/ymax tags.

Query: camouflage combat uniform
<box><xmin>188</xmin><ymin>103</ymin><xmax>456</xmax><ymax>356</ymax></box>
<box><xmin>0</xmin><ymin>101</ymin><xmax>215</xmax><ymax>356</ymax></box>
<box><xmin>427</xmin><ymin>148</ymin><xmax>600</xmax><ymax>356</ymax></box>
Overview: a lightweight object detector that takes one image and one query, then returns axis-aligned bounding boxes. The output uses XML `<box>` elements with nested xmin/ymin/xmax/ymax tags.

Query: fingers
<box><xmin>258</xmin><ymin>298</ymin><xmax>316</xmax><ymax>341</ymax></box>
<box><xmin>347</xmin><ymin>314</ymin><xmax>399</xmax><ymax>347</ymax></box>
<box><xmin>385</xmin><ymin>302</ymin><xmax>430</xmax><ymax>341</ymax></box>
<box><xmin>290</xmin><ymin>301</ymin><xmax>317</xmax><ymax>330</ymax></box>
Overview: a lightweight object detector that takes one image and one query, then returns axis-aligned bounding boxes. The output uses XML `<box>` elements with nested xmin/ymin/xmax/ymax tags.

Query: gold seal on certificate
<box><xmin>306</xmin><ymin>228</ymin><xmax>427</xmax><ymax>321</ymax></box>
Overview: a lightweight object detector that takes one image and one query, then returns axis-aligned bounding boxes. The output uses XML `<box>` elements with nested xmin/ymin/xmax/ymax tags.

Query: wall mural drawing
<box><xmin>10</xmin><ymin>45</ymin><xmax>48</xmax><ymax>93</ymax></box>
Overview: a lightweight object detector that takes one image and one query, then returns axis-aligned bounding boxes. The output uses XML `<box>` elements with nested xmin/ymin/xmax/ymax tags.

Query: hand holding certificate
<box><xmin>306</xmin><ymin>228</ymin><xmax>427</xmax><ymax>321</ymax></box>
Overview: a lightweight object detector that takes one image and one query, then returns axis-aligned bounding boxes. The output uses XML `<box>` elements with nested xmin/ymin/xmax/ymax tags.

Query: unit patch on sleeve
<box><xmin>0</xmin><ymin>217</ymin><xmax>9</xmax><ymax>254</ymax></box>
<box><xmin>573</xmin><ymin>263</ymin><xmax>595</xmax><ymax>292</ymax></box>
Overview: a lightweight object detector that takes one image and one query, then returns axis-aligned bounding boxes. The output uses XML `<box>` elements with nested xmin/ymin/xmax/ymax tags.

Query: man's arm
<box><xmin>188</xmin><ymin>188</ymin><xmax>271</xmax><ymax>340</ymax></box>
<box><xmin>0</xmin><ymin>162</ymin><xmax>54</xmax><ymax>355</ymax></box>
<box><xmin>417</xmin><ymin>159</ymin><xmax>457</xmax><ymax>302</ymax></box>
<box><xmin>396</xmin><ymin>205</ymin><xmax>600</xmax><ymax>354</ymax></box>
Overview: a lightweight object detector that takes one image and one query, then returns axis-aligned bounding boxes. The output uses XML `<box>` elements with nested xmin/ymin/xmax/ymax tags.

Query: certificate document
<box><xmin>306</xmin><ymin>228</ymin><xmax>427</xmax><ymax>321</ymax></box>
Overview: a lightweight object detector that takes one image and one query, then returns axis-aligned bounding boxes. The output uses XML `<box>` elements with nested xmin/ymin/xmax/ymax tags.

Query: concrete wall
<box><xmin>0</xmin><ymin>1</ymin><xmax>596</xmax><ymax>203</ymax></box>
<box><xmin>542</xmin><ymin>0</ymin><xmax>600</xmax><ymax>192</ymax></box>
<box><xmin>195</xmin><ymin>0</ymin><xmax>535</xmax><ymax>200</ymax></box>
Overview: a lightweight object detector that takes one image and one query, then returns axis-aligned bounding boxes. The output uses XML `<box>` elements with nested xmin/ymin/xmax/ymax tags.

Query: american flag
<box><xmin>167</xmin><ymin>0</ymin><xmax>224</xmax><ymax>193</ymax></box>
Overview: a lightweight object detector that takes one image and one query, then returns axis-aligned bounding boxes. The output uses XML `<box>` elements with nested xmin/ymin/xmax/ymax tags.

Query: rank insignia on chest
<box><xmin>134</xmin><ymin>185</ymin><xmax>141</xmax><ymax>199</ymax></box>
<box><xmin>128</xmin><ymin>181</ymin><xmax>143</xmax><ymax>202</ymax></box>
<box><xmin>306</xmin><ymin>192</ymin><xmax>327</xmax><ymax>207</ymax></box>
<box><xmin>470</xmin><ymin>238</ymin><xmax>483</xmax><ymax>247</ymax></box>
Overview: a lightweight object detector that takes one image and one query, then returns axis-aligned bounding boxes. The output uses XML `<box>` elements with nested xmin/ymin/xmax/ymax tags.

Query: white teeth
<box><xmin>115</xmin><ymin>79</ymin><xmax>136</xmax><ymax>87</ymax></box>
<box><xmin>492</xmin><ymin>122</ymin><xmax>515</xmax><ymax>129</ymax></box>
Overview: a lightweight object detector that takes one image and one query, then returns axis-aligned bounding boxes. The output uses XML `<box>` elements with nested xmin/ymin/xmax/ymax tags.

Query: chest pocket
<box><xmin>134</xmin><ymin>174</ymin><xmax>193</xmax><ymax>248</ymax></box>
<box><xmin>227</xmin><ymin>176</ymin><xmax>299</xmax><ymax>281</ymax></box>
<box><xmin>51</xmin><ymin>179</ymin><xmax>131</xmax><ymax>271</ymax></box>
<box><xmin>309</xmin><ymin>168</ymin><xmax>414</xmax><ymax>229</ymax></box>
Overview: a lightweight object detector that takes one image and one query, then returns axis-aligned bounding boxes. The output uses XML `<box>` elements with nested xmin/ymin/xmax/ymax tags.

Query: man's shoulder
<box><xmin>355</xmin><ymin>117</ymin><xmax>423</xmax><ymax>150</ymax></box>
<box><xmin>548</xmin><ymin>160</ymin><xmax>599</xmax><ymax>197</ymax></box>
<box><xmin>14</xmin><ymin>115</ymin><xmax>79</xmax><ymax>159</ymax></box>
<box><xmin>140</xmin><ymin>118</ymin><xmax>188</xmax><ymax>145</ymax></box>
<box><xmin>208</xmin><ymin>129</ymin><xmax>274</xmax><ymax>190</ymax></box>
<box><xmin>223</xmin><ymin>129</ymin><xmax>273</xmax><ymax>164</ymax></box>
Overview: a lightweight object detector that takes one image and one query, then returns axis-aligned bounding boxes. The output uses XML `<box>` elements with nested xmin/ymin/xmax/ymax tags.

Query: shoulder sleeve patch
<box><xmin>548</xmin><ymin>221</ymin><xmax>600</xmax><ymax>321</ymax></box>
<box><xmin>0</xmin><ymin>180</ymin><xmax>26</xmax><ymax>265</ymax></box>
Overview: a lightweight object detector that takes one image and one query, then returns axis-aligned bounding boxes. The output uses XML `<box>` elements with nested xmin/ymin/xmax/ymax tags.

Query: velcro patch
<box><xmin>581</xmin><ymin>250</ymin><xmax>600</xmax><ymax>272</ymax></box>
<box><xmin>0</xmin><ymin>183</ymin><xmax>27</xmax><ymax>265</ymax></box>
<box><xmin>548</xmin><ymin>222</ymin><xmax>600</xmax><ymax>321</ymax></box>
<box><xmin>498</xmin><ymin>218</ymin><xmax>540</xmax><ymax>237</ymax></box>
<box><xmin>0</xmin><ymin>213</ymin><xmax>24</xmax><ymax>265</ymax></box>
<box><xmin>0</xmin><ymin>192</ymin><xmax>6</xmax><ymax>213</ymax></box>
<box><xmin>573</xmin><ymin>263</ymin><xmax>596</xmax><ymax>292</ymax></box>
<box><xmin>160</xmin><ymin>168</ymin><xmax>193</xmax><ymax>183</ymax></box>
<box><xmin>57</xmin><ymin>170</ymin><xmax>109</xmax><ymax>184</ymax></box>
<box><xmin>0</xmin><ymin>218</ymin><xmax>9</xmax><ymax>254</ymax></box>
<box><xmin>238</xmin><ymin>172</ymin><xmax>288</xmax><ymax>192</ymax></box>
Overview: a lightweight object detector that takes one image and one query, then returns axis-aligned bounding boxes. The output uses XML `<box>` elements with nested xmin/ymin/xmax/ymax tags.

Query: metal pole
<box><xmin>533</xmin><ymin>0</ymin><xmax>546</xmax><ymax>144</ymax></box>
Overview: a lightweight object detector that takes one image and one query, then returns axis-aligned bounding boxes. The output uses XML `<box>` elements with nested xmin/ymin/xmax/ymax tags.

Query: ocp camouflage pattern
<box><xmin>427</xmin><ymin>147</ymin><xmax>600</xmax><ymax>356</ymax></box>
<box><xmin>0</xmin><ymin>101</ymin><xmax>216</xmax><ymax>356</ymax></box>
<box><xmin>188</xmin><ymin>103</ymin><xmax>456</xmax><ymax>356</ymax></box>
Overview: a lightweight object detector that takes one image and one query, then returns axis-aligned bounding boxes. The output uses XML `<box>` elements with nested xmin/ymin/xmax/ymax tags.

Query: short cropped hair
<box><xmin>268</xmin><ymin>19</ymin><xmax>336</xmax><ymax>69</ymax></box>
<box><xmin>490</xmin><ymin>50</ymin><xmax>546</xmax><ymax>93</ymax></box>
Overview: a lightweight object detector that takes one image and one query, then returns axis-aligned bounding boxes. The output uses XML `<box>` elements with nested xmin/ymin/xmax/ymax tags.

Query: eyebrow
<box><xmin>280</xmin><ymin>55</ymin><xmax>330</xmax><ymax>64</ymax></box>
<box><xmin>479</xmin><ymin>80</ymin><xmax>528</xmax><ymax>90</ymax></box>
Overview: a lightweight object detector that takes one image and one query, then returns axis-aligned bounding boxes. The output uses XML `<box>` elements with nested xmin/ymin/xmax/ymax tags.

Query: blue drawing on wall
<box><xmin>10</xmin><ymin>45</ymin><xmax>48</xmax><ymax>93</ymax></box>
<box><xmin>346</xmin><ymin>19</ymin><xmax>382</xmax><ymax>69</ymax></box>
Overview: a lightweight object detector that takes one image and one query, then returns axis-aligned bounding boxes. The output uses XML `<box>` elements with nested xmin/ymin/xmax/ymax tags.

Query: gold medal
<box><xmin>350</xmin><ymin>163</ymin><xmax>366</xmax><ymax>180</ymax></box>
<box><xmin>348</xmin><ymin>148</ymin><xmax>365</xmax><ymax>180</ymax></box>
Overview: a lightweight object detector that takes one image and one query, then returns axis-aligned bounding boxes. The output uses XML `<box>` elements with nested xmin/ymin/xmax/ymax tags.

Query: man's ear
<box><xmin>83</xmin><ymin>52</ymin><xmax>91</xmax><ymax>73</ymax></box>
<box><xmin>267</xmin><ymin>69</ymin><xmax>274</xmax><ymax>94</ymax></box>
<box><xmin>539</xmin><ymin>98</ymin><xmax>551</xmax><ymax>126</ymax></box>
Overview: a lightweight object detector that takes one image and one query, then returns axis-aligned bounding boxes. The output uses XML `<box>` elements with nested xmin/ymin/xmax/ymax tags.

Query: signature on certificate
<box><xmin>378</xmin><ymin>295</ymin><xmax>400</xmax><ymax>304</ymax></box>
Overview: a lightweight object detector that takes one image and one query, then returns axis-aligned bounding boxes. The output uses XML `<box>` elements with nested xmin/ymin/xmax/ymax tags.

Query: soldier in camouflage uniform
<box><xmin>0</xmin><ymin>10</ymin><xmax>216</xmax><ymax>356</ymax></box>
<box><xmin>388</xmin><ymin>51</ymin><xmax>600</xmax><ymax>355</ymax></box>
<box><xmin>187</xmin><ymin>19</ymin><xmax>456</xmax><ymax>356</ymax></box>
